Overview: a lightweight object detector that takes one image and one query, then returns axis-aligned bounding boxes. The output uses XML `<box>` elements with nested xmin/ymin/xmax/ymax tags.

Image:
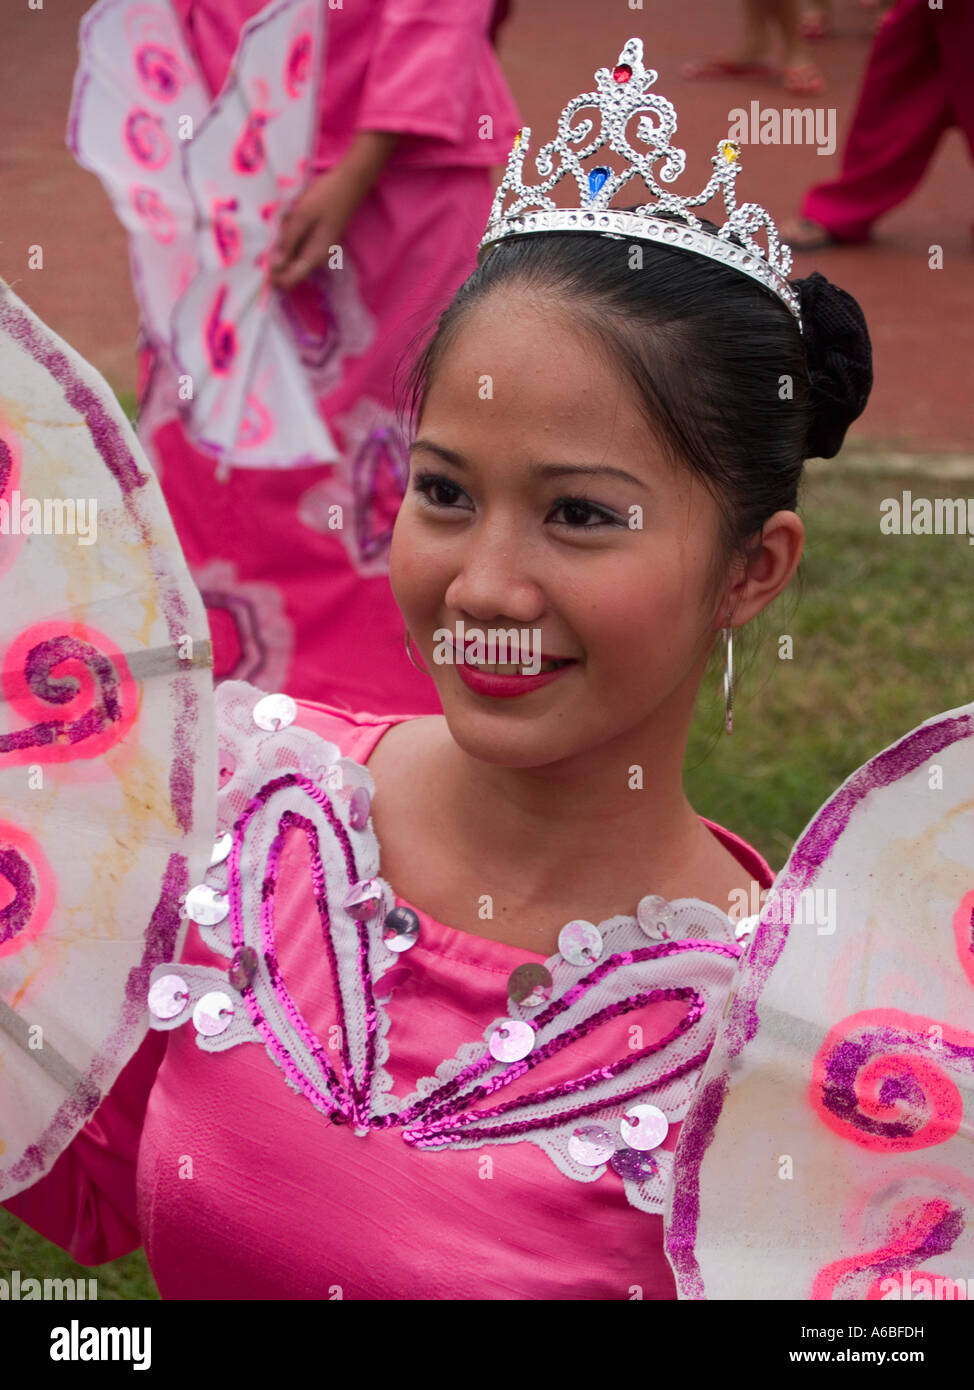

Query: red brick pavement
<box><xmin>1</xmin><ymin>0</ymin><xmax>971</xmax><ymax>451</ymax></box>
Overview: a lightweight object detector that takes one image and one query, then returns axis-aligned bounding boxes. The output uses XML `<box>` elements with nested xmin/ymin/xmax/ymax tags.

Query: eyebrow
<box><xmin>409</xmin><ymin>438</ymin><xmax>649</xmax><ymax>491</ymax></box>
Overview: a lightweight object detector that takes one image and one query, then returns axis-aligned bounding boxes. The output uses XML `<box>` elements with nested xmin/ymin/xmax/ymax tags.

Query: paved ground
<box><xmin>0</xmin><ymin>0</ymin><xmax>971</xmax><ymax>453</ymax></box>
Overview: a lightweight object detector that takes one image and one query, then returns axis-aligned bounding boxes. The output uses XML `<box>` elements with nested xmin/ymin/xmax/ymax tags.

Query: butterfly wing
<box><xmin>667</xmin><ymin>701</ymin><xmax>974</xmax><ymax>1298</ymax></box>
<box><xmin>0</xmin><ymin>277</ymin><xmax>216</xmax><ymax>1200</ymax></box>
<box><xmin>68</xmin><ymin>0</ymin><xmax>208</xmax><ymax>352</ymax></box>
<box><xmin>170</xmin><ymin>0</ymin><xmax>340</xmax><ymax>466</ymax></box>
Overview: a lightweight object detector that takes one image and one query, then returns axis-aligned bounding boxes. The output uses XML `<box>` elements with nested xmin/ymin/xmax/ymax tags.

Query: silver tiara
<box><xmin>480</xmin><ymin>37</ymin><xmax>801</xmax><ymax>328</ymax></box>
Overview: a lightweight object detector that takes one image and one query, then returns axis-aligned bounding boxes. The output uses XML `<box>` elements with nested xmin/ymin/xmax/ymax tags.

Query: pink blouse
<box><xmin>5</xmin><ymin>700</ymin><xmax>774</xmax><ymax>1299</ymax></box>
<box><xmin>172</xmin><ymin>0</ymin><xmax>521</xmax><ymax>172</ymax></box>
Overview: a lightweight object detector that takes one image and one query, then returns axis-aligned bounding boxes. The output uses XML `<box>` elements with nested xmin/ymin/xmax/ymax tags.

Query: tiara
<box><xmin>480</xmin><ymin>37</ymin><xmax>801</xmax><ymax>328</ymax></box>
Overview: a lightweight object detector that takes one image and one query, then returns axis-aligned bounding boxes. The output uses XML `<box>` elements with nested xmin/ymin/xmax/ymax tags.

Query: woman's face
<box><xmin>389</xmin><ymin>285</ymin><xmax>732</xmax><ymax>769</ymax></box>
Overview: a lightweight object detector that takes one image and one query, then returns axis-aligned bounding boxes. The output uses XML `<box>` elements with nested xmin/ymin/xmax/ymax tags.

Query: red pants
<box><xmin>802</xmin><ymin>0</ymin><xmax>974</xmax><ymax>241</ymax></box>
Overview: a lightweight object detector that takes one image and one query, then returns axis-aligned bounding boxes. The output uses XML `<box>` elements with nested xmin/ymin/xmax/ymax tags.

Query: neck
<box><xmin>437</xmin><ymin>685</ymin><xmax>705</xmax><ymax>911</ymax></box>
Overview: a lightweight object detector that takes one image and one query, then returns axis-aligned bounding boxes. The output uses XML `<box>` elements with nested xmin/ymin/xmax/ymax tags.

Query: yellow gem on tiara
<box><xmin>479</xmin><ymin>37</ymin><xmax>800</xmax><ymax>328</ymax></box>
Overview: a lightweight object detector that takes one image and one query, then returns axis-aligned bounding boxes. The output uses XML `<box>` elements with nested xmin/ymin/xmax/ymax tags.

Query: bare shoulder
<box><xmin>365</xmin><ymin>712</ymin><xmax>448</xmax><ymax>784</ymax></box>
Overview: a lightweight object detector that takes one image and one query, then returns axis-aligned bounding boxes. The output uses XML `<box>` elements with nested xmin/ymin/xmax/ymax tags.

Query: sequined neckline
<box><xmin>390</xmin><ymin>895</ymin><xmax>551</xmax><ymax>970</ymax></box>
<box><xmin>149</xmin><ymin>681</ymin><xmax>752</xmax><ymax>1219</ymax></box>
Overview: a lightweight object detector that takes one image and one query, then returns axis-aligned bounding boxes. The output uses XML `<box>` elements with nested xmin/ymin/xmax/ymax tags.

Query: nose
<box><xmin>442</xmin><ymin>513</ymin><xmax>545</xmax><ymax>627</ymax></box>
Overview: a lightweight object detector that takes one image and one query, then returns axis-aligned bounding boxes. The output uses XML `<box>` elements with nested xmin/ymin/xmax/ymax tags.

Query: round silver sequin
<box><xmin>193</xmin><ymin>990</ymin><xmax>235</xmax><ymax>1037</ymax></box>
<box><xmin>210</xmin><ymin>831</ymin><xmax>233</xmax><ymax>867</ymax></box>
<box><xmin>253</xmin><ymin>692</ymin><xmax>297</xmax><ymax>732</ymax></box>
<box><xmin>343</xmin><ymin>878</ymin><xmax>382</xmax><ymax>921</ymax></box>
<box><xmin>148</xmin><ymin>973</ymin><xmax>189</xmax><ymax>1020</ymax></box>
<box><xmin>185</xmin><ymin>883</ymin><xmax>229</xmax><ymax>926</ymax></box>
<box><xmin>488</xmin><ymin>1018</ymin><xmax>535</xmax><ymax>1062</ymax></box>
<box><xmin>228</xmin><ymin>945</ymin><xmax>258</xmax><ymax>991</ymax></box>
<box><xmin>349</xmin><ymin>786</ymin><xmax>371</xmax><ymax>831</ymax></box>
<box><xmin>507</xmin><ymin>962</ymin><xmax>553</xmax><ymax>1009</ymax></box>
<box><xmin>382</xmin><ymin>906</ymin><xmax>421</xmax><ymax>952</ymax></box>
<box><xmin>568</xmin><ymin>1124</ymin><xmax>616</xmax><ymax>1166</ymax></box>
<box><xmin>620</xmin><ymin>1103</ymin><xmax>669</xmax><ymax>1151</ymax></box>
<box><xmin>557</xmin><ymin>919</ymin><xmax>603</xmax><ymax>966</ymax></box>
<box><xmin>298</xmin><ymin>745</ymin><xmax>340</xmax><ymax>789</ymax></box>
<box><xmin>636</xmin><ymin>893</ymin><xmax>675</xmax><ymax>941</ymax></box>
<box><xmin>610</xmin><ymin>1146</ymin><xmax>659</xmax><ymax>1182</ymax></box>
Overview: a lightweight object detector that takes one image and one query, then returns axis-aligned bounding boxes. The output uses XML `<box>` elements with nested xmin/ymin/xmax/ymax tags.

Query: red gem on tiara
<box><xmin>612</xmin><ymin>64</ymin><xmax>632</xmax><ymax>82</ymax></box>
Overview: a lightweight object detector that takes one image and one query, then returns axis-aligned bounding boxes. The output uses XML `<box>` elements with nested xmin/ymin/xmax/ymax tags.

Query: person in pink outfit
<box><xmin>5</xmin><ymin>41</ymin><xmax>874</xmax><ymax>1300</ymax></box>
<box><xmin>134</xmin><ymin>0</ymin><xmax>521</xmax><ymax>714</ymax></box>
<box><xmin>787</xmin><ymin>0</ymin><xmax>974</xmax><ymax>247</ymax></box>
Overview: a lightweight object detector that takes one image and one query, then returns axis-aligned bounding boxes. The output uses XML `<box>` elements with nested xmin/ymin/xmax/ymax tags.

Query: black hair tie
<box><xmin>793</xmin><ymin>271</ymin><xmax>873</xmax><ymax>460</ymax></box>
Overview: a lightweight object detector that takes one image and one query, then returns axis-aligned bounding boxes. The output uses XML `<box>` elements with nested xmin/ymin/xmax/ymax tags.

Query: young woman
<box><xmin>4</xmin><ymin>44</ymin><xmax>872</xmax><ymax>1299</ymax></box>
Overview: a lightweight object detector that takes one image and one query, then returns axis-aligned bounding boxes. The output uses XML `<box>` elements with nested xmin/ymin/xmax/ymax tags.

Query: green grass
<box><xmin>685</xmin><ymin>464</ymin><xmax>974</xmax><ymax>866</ymax></box>
<box><xmin>3</xmin><ymin>448</ymin><xmax>972</xmax><ymax>1297</ymax></box>
<box><xmin>0</xmin><ymin>1211</ymin><xmax>158</xmax><ymax>1300</ymax></box>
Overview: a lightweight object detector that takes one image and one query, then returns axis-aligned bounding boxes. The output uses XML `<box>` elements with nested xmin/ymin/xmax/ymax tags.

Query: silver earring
<box><xmin>722</xmin><ymin>626</ymin><xmax>734</xmax><ymax>735</ymax></box>
<box><xmin>404</xmin><ymin>630</ymin><xmax>430</xmax><ymax>675</ymax></box>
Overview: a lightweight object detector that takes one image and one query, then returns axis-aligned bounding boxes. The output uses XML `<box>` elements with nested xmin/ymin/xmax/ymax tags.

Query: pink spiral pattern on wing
<box><xmin>0</xmin><ymin>820</ymin><xmax>55</xmax><ymax>958</ymax></box>
<box><xmin>238</xmin><ymin>395</ymin><xmax>274</xmax><ymax>449</ymax></box>
<box><xmin>810</xmin><ymin>1009</ymin><xmax>974</xmax><ymax>1153</ymax></box>
<box><xmin>232</xmin><ymin>112</ymin><xmax>270</xmax><ymax>175</ymax></box>
<box><xmin>951</xmin><ymin>889</ymin><xmax>974</xmax><ymax>990</ymax></box>
<box><xmin>131</xmin><ymin>186</ymin><xmax>176</xmax><ymax>244</ymax></box>
<box><xmin>813</xmin><ymin>1198</ymin><xmax>962</xmax><ymax>1300</ymax></box>
<box><xmin>123</xmin><ymin>109</ymin><xmax>171</xmax><ymax>170</ymax></box>
<box><xmin>134</xmin><ymin>43</ymin><xmax>182</xmax><ymax>102</ymax></box>
<box><xmin>284</xmin><ymin>33</ymin><xmax>312</xmax><ymax>98</ymax></box>
<box><xmin>212</xmin><ymin>198</ymin><xmax>241</xmax><ymax>267</ymax></box>
<box><xmin>0</xmin><ymin>622</ymin><xmax>137</xmax><ymax>764</ymax></box>
<box><xmin>204</xmin><ymin>286</ymin><xmax>237</xmax><ymax>375</ymax></box>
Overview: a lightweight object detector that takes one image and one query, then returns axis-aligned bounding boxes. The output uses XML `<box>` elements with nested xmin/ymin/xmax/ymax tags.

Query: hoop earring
<box><xmin>722</xmin><ymin>626</ymin><xmax>734</xmax><ymax>735</ymax></box>
<box><xmin>404</xmin><ymin>630</ymin><xmax>430</xmax><ymax>676</ymax></box>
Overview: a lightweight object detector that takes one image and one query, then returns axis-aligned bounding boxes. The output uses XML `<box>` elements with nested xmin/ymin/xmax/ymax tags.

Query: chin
<box><xmin>437</xmin><ymin>693</ymin><xmax>586</xmax><ymax>769</ymax></box>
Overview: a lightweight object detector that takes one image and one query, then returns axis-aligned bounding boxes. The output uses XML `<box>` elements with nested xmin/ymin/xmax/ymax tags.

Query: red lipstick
<box><xmin>454</xmin><ymin>659</ymin><xmax>576</xmax><ymax>699</ymax></box>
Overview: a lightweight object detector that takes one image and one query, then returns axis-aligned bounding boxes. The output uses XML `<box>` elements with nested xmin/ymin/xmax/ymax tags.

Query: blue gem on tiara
<box><xmin>479</xmin><ymin>37</ymin><xmax>801</xmax><ymax>328</ymax></box>
<box><xmin>587</xmin><ymin>166</ymin><xmax>611</xmax><ymax>201</ymax></box>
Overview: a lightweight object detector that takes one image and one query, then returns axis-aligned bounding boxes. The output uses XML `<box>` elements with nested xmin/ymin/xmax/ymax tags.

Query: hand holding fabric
<box><xmin>270</xmin><ymin>131</ymin><xmax>400</xmax><ymax>289</ymax></box>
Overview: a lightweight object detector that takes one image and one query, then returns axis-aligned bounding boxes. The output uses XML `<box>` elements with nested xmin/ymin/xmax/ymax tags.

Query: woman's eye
<box><xmin>549</xmin><ymin>497</ymin><xmax>620</xmax><ymax>529</ymax></box>
<box><xmin>411</xmin><ymin>472</ymin><xmax>468</xmax><ymax>509</ymax></box>
<box><xmin>410</xmin><ymin>472</ymin><xmax>621</xmax><ymax>530</ymax></box>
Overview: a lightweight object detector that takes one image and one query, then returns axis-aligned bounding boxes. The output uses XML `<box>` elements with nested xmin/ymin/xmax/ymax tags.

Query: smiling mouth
<box><xmin>465</xmin><ymin>659</ymin><xmax>575</xmax><ymax>675</ymax></box>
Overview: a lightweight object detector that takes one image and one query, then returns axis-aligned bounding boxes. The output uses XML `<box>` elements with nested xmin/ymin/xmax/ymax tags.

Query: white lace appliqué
<box><xmin>148</xmin><ymin>681</ymin><xmax>746</xmax><ymax>1216</ymax></box>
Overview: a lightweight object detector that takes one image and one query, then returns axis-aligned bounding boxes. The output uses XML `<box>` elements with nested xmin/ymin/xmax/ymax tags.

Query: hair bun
<box><xmin>793</xmin><ymin>271</ymin><xmax>872</xmax><ymax>459</ymax></box>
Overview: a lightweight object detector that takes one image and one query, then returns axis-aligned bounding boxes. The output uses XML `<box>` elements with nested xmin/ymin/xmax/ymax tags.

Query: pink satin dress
<box><xmin>5</xmin><ymin>699</ymin><xmax>774</xmax><ymax>1299</ymax></box>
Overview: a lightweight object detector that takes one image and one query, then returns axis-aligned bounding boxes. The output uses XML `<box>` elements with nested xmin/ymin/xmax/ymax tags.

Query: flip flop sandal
<box><xmin>782</xmin><ymin>62</ymin><xmax>826</xmax><ymax>95</ymax></box>
<box><xmin>681</xmin><ymin>55</ymin><xmax>774</xmax><ymax>80</ymax></box>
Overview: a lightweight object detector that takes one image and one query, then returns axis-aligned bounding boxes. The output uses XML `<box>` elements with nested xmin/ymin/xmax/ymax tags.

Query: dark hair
<box><xmin>399</xmin><ymin>224</ymin><xmax>872</xmax><ymax>597</ymax></box>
